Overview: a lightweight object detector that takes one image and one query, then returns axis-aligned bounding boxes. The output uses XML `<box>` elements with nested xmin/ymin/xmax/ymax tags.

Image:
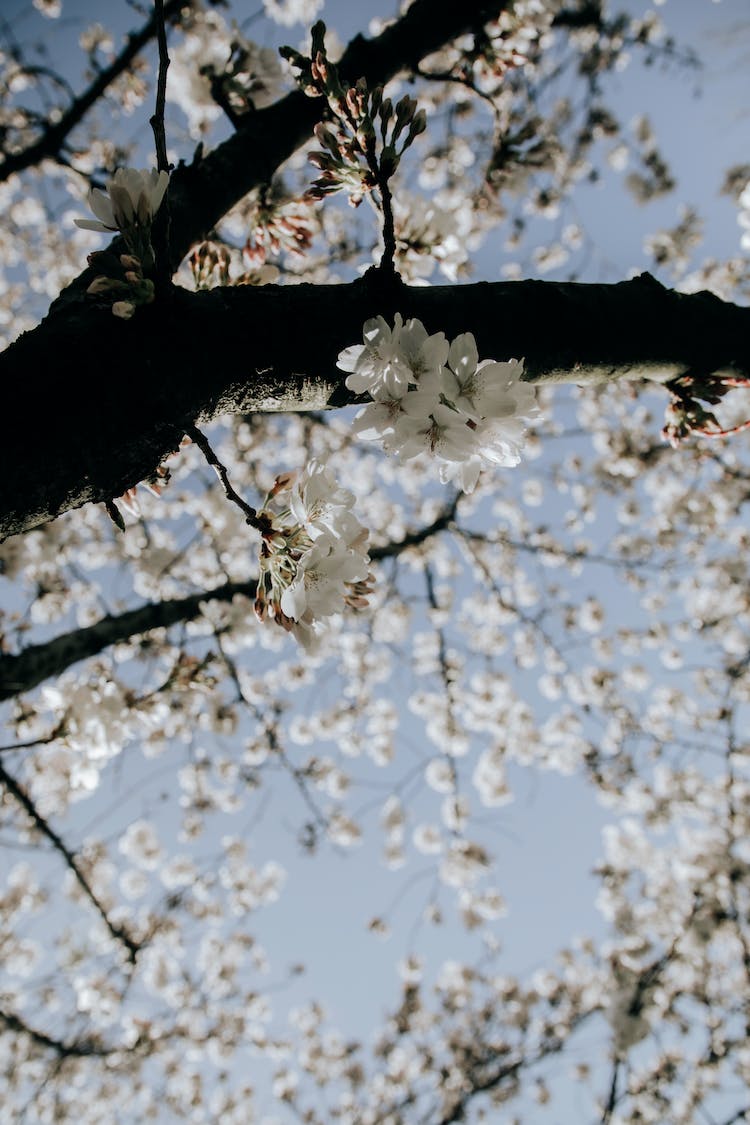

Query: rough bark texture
<box><xmin>1</xmin><ymin>272</ymin><xmax>748</xmax><ymax>542</ymax></box>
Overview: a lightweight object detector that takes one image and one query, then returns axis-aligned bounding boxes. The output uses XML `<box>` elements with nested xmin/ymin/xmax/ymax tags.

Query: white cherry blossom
<box><xmin>280</xmin><ymin>535</ymin><xmax>370</xmax><ymax>621</ymax></box>
<box><xmin>394</xmin><ymin>391</ymin><xmax>477</xmax><ymax>463</ymax></box>
<box><xmin>254</xmin><ymin>460</ymin><xmax>372</xmax><ymax>648</ymax></box>
<box><xmin>442</xmin><ymin>335</ymin><xmax>532</xmax><ymax>423</ymax></box>
<box><xmin>75</xmin><ymin>167</ymin><xmax>169</xmax><ymax>236</ymax></box>
<box><xmin>342</xmin><ymin>316</ymin><xmax>539</xmax><ymax>490</ymax></box>
<box><xmin>338</xmin><ymin>312</ymin><xmax>448</xmax><ymax>400</ymax></box>
<box><xmin>287</xmin><ymin>460</ymin><xmax>366</xmax><ymax>549</ymax></box>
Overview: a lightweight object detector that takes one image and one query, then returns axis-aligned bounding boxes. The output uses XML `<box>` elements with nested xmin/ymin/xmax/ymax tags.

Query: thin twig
<box><xmin>186</xmin><ymin>424</ymin><xmax>269</xmax><ymax>531</ymax></box>
<box><xmin>0</xmin><ymin>762</ymin><xmax>141</xmax><ymax>963</ymax></box>
<box><xmin>0</xmin><ymin>0</ymin><xmax>189</xmax><ymax>183</ymax></box>
<box><xmin>601</xmin><ymin>1057</ymin><xmax>620</xmax><ymax>1124</ymax></box>
<box><xmin>216</xmin><ymin>640</ymin><xmax>332</xmax><ymax>840</ymax></box>
<box><xmin>695</xmin><ymin>417</ymin><xmax>750</xmax><ymax>439</ymax></box>
<box><xmin>150</xmin><ymin>0</ymin><xmax>171</xmax><ymax>175</ymax></box>
<box><xmin>0</xmin><ymin>1009</ymin><xmax>109</xmax><ymax>1059</ymax></box>
<box><xmin>0</xmin><ymin>732</ymin><xmax>61</xmax><ymax>756</ymax></box>
<box><xmin>149</xmin><ymin>0</ymin><xmax>172</xmax><ymax>291</ymax></box>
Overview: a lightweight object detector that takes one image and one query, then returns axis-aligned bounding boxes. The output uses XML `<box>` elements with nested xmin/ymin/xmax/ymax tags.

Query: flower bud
<box><xmin>269</xmin><ymin>471</ymin><xmax>298</xmax><ymax>496</ymax></box>
<box><xmin>112</xmin><ymin>300</ymin><xmax>136</xmax><ymax>320</ymax></box>
<box><xmin>87</xmin><ymin>275</ymin><xmax>121</xmax><ymax>295</ymax></box>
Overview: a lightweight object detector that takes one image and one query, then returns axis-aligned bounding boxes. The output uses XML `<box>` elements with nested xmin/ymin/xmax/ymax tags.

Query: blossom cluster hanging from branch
<box><xmin>339</xmin><ymin>313</ymin><xmax>539</xmax><ymax>493</ymax></box>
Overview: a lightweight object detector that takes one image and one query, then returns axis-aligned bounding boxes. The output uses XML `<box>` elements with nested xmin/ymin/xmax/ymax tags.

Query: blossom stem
<box><xmin>376</xmin><ymin>176</ymin><xmax>397</xmax><ymax>274</ymax></box>
<box><xmin>361</xmin><ymin>131</ymin><xmax>397</xmax><ymax>274</ymax></box>
<box><xmin>186</xmin><ymin>424</ymin><xmax>269</xmax><ymax>531</ymax></box>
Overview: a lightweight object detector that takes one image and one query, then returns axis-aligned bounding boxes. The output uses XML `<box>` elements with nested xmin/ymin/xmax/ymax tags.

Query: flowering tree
<box><xmin>1</xmin><ymin>0</ymin><xmax>750</xmax><ymax>1121</ymax></box>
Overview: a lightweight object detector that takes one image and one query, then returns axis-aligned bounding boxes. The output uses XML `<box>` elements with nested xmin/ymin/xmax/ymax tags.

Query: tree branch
<box><xmin>1</xmin><ymin>273</ymin><xmax>748</xmax><ymax>540</ymax></box>
<box><xmin>0</xmin><ymin>583</ymin><xmax>254</xmax><ymax>701</ymax></box>
<box><xmin>0</xmin><ymin>501</ymin><xmax>459</xmax><ymax>699</ymax></box>
<box><xmin>0</xmin><ymin>761</ymin><xmax>141</xmax><ymax>962</ymax></box>
<box><xmin>0</xmin><ymin>1009</ymin><xmax>110</xmax><ymax>1059</ymax></box>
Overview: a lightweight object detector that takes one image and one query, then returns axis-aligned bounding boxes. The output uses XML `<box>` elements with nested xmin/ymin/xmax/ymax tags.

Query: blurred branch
<box><xmin>0</xmin><ymin>1009</ymin><xmax>110</xmax><ymax>1059</ymax></box>
<box><xmin>0</xmin><ymin>0</ymin><xmax>192</xmax><ymax>183</ymax></box>
<box><xmin>0</xmin><ymin>582</ymin><xmax>256</xmax><ymax>701</ymax></box>
<box><xmin>0</xmin><ymin>499</ymin><xmax>460</xmax><ymax>699</ymax></box>
<box><xmin>0</xmin><ymin>761</ymin><xmax>141</xmax><ymax>963</ymax></box>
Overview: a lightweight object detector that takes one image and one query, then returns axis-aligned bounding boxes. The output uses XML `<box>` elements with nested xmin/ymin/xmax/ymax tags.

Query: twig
<box><xmin>0</xmin><ymin>732</ymin><xmax>62</xmax><ymax>755</ymax></box>
<box><xmin>370</xmin><ymin>493</ymin><xmax>460</xmax><ymax>559</ymax></box>
<box><xmin>216</xmin><ymin>641</ymin><xmax>333</xmax><ymax>840</ymax></box>
<box><xmin>694</xmin><ymin>417</ymin><xmax>750</xmax><ymax>440</ymax></box>
<box><xmin>376</xmin><ymin>171</ymin><xmax>397</xmax><ymax>274</ymax></box>
<box><xmin>0</xmin><ymin>0</ymin><xmax>190</xmax><ymax>183</ymax></box>
<box><xmin>0</xmin><ymin>762</ymin><xmax>141</xmax><ymax>963</ymax></box>
<box><xmin>186</xmin><ymin>424</ymin><xmax>270</xmax><ymax>532</ymax></box>
<box><xmin>149</xmin><ymin>0</ymin><xmax>171</xmax><ymax>176</ymax></box>
<box><xmin>600</xmin><ymin>1057</ymin><xmax>620</xmax><ymax>1124</ymax></box>
<box><xmin>150</xmin><ymin>0</ymin><xmax>172</xmax><ymax>291</ymax></box>
<box><xmin>0</xmin><ymin>1009</ymin><xmax>109</xmax><ymax>1059</ymax></box>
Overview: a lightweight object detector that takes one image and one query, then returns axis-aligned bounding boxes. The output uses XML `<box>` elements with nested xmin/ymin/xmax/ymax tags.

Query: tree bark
<box><xmin>1</xmin><ymin>272</ymin><xmax>748</xmax><ymax>542</ymax></box>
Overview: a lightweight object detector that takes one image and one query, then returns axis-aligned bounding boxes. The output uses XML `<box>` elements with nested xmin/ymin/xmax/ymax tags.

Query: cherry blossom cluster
<box><xmin>243</xmin><ymin>192</ymin><xmax>315</xmax><ymax>264</ymax></box>
<box><xmin>76</xmin><ymin>167</ymin><xmax>169</xmax><ymax>317</ymax></box>
<box><xmin>254</xmin><ymin>461</ymin><xmax>374</xmax><ymax>649</ymax></box>
<box><xmin>338</xmin><ymin>314</ymin><xmax>539</xmax><ymax>492</ymax></box>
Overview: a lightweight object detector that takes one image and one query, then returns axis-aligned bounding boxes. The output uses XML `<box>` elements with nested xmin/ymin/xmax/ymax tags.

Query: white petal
<box><xmin>109</xmin><ymin>183</ymin><xmax>135</xmax><ymax>227</ymax></box>
<box><xmin>281</xmin><ymin>579</ymin><xmax>307</xmax><ymax>621</ymax></box>
<box><xmin>448</xmin><ymin>332</ymin><xmax>478</xmax><ymax>382</ymax></box>
<box><xmin>337</xmin><ymin>344</ymin><xmax>365</xmax><ymax>373</ymax></box>
<box><xmin>150</xmin><ymin>170</ymin><xmax>170</xmax><ymax>212</ymax></box>
<box><xmin>87</xmin><ymin>188</ymin><xmax>115</xmax><ymax>227</ymax></box>
<box><xmin>74</xmin><ymin>218</ymin><xmax>114</xmax><ymax>233</ymax></box>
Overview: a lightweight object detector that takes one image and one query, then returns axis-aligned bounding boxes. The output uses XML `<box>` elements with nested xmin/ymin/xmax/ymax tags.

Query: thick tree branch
<box><xmin>1</xmin><ymin>273</ymin><xmax>748</xmax><ymax>541</ymax></box>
